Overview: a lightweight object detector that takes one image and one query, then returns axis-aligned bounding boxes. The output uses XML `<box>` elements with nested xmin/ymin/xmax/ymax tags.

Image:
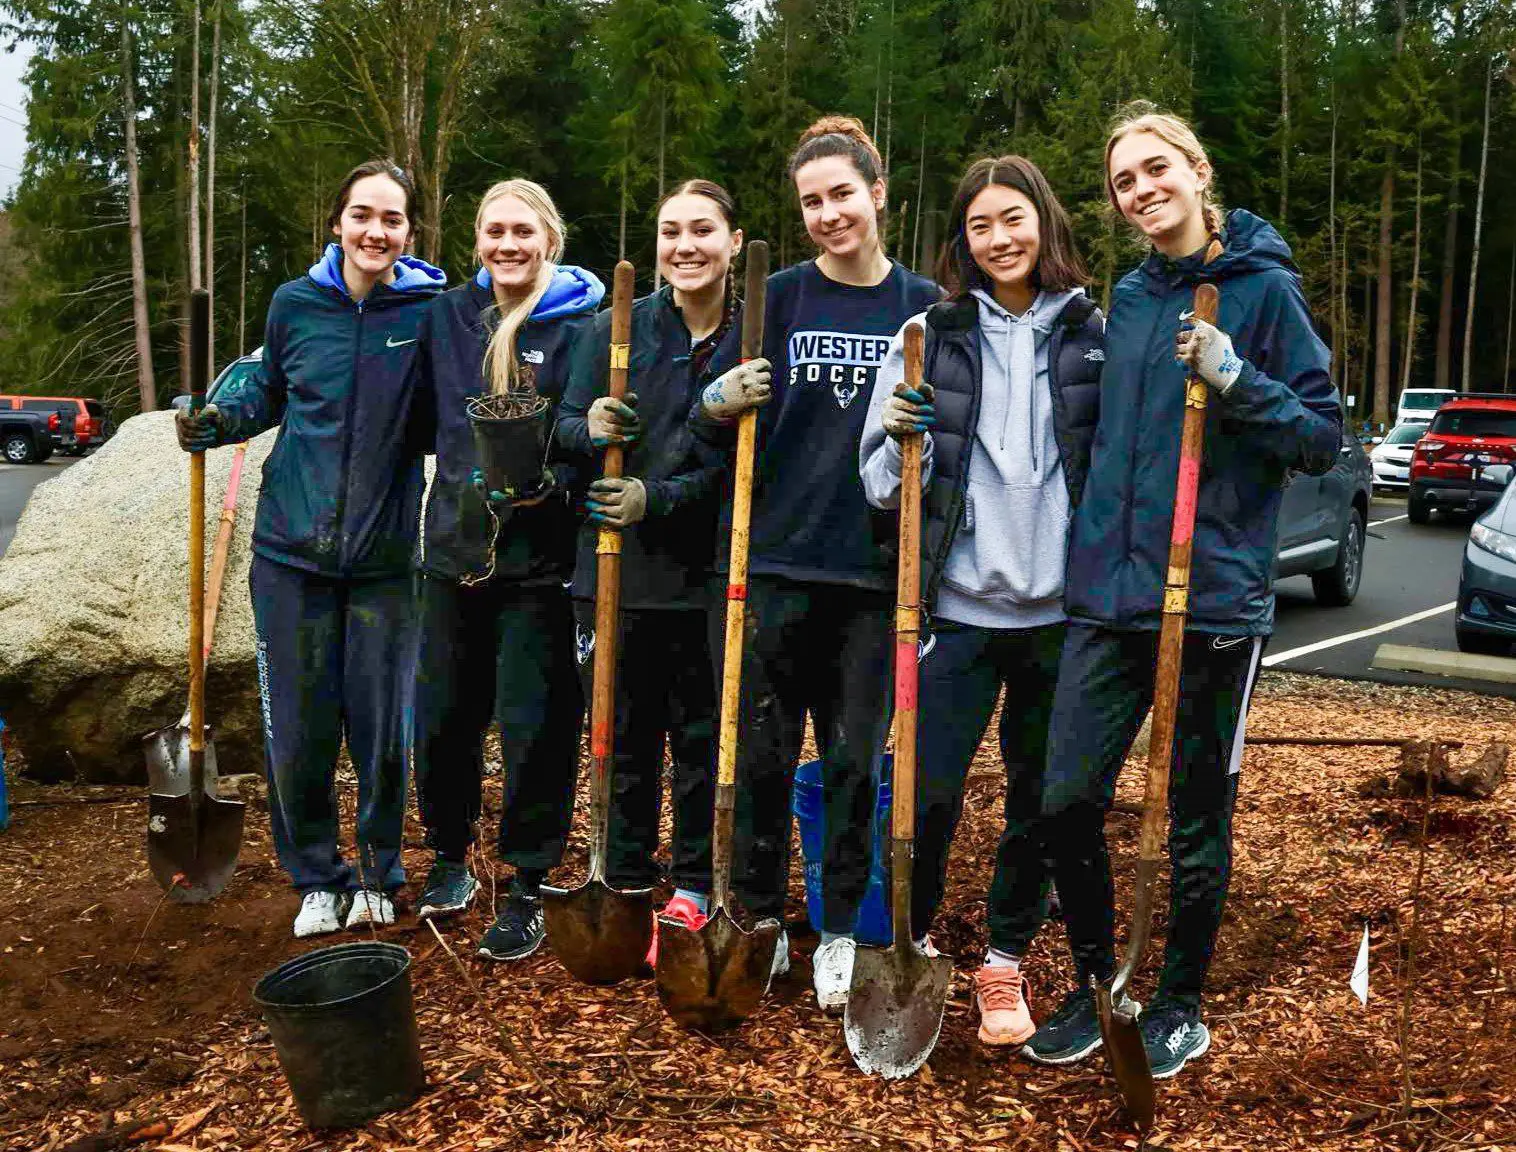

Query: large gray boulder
<box><xmin>0</xmin><ymin>412</ymin><xmax>274</xmax><ymax>783</ymax></box>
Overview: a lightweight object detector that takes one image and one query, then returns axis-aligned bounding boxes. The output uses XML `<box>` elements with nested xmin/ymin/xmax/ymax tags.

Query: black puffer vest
<box><xmin>921</xmin><ymin>292</ymin><xmax>1105</xmax><ymax>612</ymax></box>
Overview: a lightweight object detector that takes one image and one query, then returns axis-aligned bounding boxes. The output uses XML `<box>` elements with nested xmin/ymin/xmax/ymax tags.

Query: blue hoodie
<box><xmin>1065</xmin><ymin>210</ymin><xmax>1341</xmax><ymax>636</ymax></box>
<box><xmin>210</xmin><ymin>243</ymin><xmax>446</xmax><ymax>578</ymax></box>
<box><xmin>416</xmin><ymin>264</ymin><xmax>605</xmax><ymax>582</ymax></box>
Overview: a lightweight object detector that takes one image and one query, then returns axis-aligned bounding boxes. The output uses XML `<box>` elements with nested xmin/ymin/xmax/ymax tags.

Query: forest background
<box><xmin>0</xmin><ymin>0</ymin><xmax>1511</xmax><ymax>429</ymax></box>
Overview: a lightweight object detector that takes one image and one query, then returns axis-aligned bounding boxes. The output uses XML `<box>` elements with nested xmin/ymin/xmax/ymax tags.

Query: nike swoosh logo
<box><xmin>1211</xmin><ymin>635</ymin><xmax>1250</xmax><ymax>650</ymax></box>
<box><xmin>386</xmin><ymin>336</ymin><xmax>417</xmax><ymax>348</ymax></box>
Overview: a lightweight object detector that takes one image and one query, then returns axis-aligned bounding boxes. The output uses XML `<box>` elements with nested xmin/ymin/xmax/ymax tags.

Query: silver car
<box><xmin>1456</xmin><ymin>474</ymin><xmax>1516</xmax><ymax>654</ymax></box>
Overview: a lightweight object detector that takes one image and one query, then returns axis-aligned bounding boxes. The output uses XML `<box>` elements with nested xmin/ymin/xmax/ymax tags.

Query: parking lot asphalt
<box><xmin>0</xmin><ymin>456</ymin><xmax>77</xmax><ymax>556</ymax></box>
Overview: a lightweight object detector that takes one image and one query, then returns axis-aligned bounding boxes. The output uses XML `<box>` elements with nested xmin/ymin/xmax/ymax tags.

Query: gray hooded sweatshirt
<box><xmin>859</xmin><ymin>287</ymin><xmax>1084</xmax><ymax>629</ymax></box>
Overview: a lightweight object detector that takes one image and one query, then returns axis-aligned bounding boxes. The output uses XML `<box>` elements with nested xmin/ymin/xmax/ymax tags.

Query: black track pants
<box><xmin>1041</xmin><ymin>623</ymin><xmax>1262</xmax><ymax>1010</ymax></box>
<box><xmin>910</xmin><ymin>620</ymin><xmax>1064</xmax><ymax>950</ymax></box>
<box><xmin>250</xmin><ymin>555</ymin><xmax>413</xmax><ymax>894</ymax></box>
<box><xmin>571</xmin><ymin>604</ymin><xmax>716</xmax><ymax>891</ymax></box>
<box><xmin>716</xmin><ymin>575</ymin><xmax>892</xmax><ymax>934</ymax></box>
<box><xmin>412</xmin><ymin>576</ymin><xmax>583</xmax><ymax>871</ymax></box>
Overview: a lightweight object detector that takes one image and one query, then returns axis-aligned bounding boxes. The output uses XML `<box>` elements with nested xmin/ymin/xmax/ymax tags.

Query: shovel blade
<box><xmin>655</xmin><ymin>908</ymin><xmax>780</xmax><ymax>1032</ymax></box>
<box><xmin>843</xmin><ymin>943</ymin><xmax>952</xmax><ymax>1079</ymax></box>
<box><xmin>144</xmin><ymin>723</ymin><xmax>243</xmax><ymax>903</ymax></box>
<box><xmin>1096</xmin><ymin>980</ymin><xmax>1155</xmax><ymax>1134</ymax></box>
<box><xmin>540</xmin><ymin>879</ymin><xmax>654</xmax><ymax>986</ymax></box>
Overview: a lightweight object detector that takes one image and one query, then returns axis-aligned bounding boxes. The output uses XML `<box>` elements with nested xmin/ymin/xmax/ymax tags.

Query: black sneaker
<box><xmin>477</xmin><ymin>889</ymin><xmax>544</xmax><ymax>961</ymax></box>
<box><xmin>1140</xmin><ymin>1002</ymin><xmax>1211</xmax><ymax>1079</ymax></box>
<box><xmin>1022</xmin><ymin>986</ymin><xmax>1142</xmax><ymax>1066</ymax></box>
<box><xmin>417</xmin><ymin>859</ymin><xmax>480</xmax><ymax>921</ymax></box>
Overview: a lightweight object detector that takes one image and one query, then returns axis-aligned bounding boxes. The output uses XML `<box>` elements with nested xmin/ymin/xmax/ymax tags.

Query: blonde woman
<box><xmin>412</xmin><ymin>180</ymin><xmax>604</xmax><ymax>960</ymax></box>
<box><xmin>1026</xmin><ymin>104</ymin><xmax>1339</xmax><ymax>1075</ymax></box>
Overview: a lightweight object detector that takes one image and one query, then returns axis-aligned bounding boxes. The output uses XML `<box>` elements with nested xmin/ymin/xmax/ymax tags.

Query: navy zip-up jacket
<box><xmin>700</xmin><ymin>259</ymin><xmax>940</xmax><ymax>590</ymax></box>
<box><xmin>416</xmin><ymin>266</ymin><xmax>603</xmax><ymax>584</ymax></box>
<box><xmin>209</xmin><ymin>244</ymin><xmax>446</xmax><ymax>578</ymax></box>
<box><xmin>558</xmin><ymin>286</ymin><xmax>730</xmax><ymax>610</ymax></box>
<box><xmin>1066</xmin><ymin>210</ymin><xmax>1341</xmax><ymax>636</ymax></box>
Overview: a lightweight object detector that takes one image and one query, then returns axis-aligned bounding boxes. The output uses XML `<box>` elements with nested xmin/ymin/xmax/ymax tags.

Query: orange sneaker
<box><xmin>975</xmin><ymin>964</ymin><xmax>1034</xmax><ymax>1046</ymax></box>
<box><xmin>646</xmin><ymin>894</ymin><xmax>709</xmax><ymax>969</ymax></box>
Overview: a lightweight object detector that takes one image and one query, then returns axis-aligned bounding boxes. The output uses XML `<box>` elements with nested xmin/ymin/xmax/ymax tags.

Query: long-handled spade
<box><xmin>655</xmin><ymin>240</ymin><xmax>781</xmax><ymax>1031</ymax></box>
<box><xmin>845</xmin><ymin>321</ymin><xmax>951</xmax><ymax>1079</ymax></box>
<box><xmin>146</xmin><ymin>288</ymin><xmax>245</xmax><ymax>903</ymax></box>
<box><xmin>542</xmin><ymin>260</ymin><xmax>655</xmax><ymax>985</ymax></box>
<box><xmin>1095</xmin><ymin>242</ymin><xmax>1224</xmax><ymax>1134</ymax></box>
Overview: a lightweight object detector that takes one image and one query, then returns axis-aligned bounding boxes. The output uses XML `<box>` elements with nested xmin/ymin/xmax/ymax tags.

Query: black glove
<box><xmin>175</xmin><ymin>402</ymin><xmax>223</xmax><ymax>452</ymax></box>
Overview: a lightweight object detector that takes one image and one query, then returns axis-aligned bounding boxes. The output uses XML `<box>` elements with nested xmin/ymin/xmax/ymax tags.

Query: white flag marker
<box><xmin>1349</xmin><ymin>923</ymin><xmax>1370</xmax><ymax>1005</ymax></box>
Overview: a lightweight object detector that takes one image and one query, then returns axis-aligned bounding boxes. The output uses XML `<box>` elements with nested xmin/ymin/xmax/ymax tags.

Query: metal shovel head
<box><xmin>540</xmin><ymin>878</ymin><xmax>654</xmax><ymax>985</ymax></box>
<box><xmin>655</xmin><ymin>908</ymin><xmax>780</xmax><ymax>1032</ymax></box>
<box><xmin>843</xmin><ymin>941</ymin><xmax>952</xmax><ymax>1079</ymax></box>
<box><xmin>144</xmin><ymin>722</ymin><xmax>245</xmax><ymax>904</ymax></box>
<box><xmin>1096</xmin><ymin>978</ymin><xmax>1155</xmax><ymax>1134</ymax></box>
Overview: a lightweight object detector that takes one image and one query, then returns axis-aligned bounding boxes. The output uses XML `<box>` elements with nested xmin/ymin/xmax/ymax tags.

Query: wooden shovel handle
<box><xmin>1139</xmin><ymin>241</ymin><xmax>1223</xmax><ymax>864</ymax></box>
<box><xmin>201</xmin><ymin>441</ymin><xmax>247</xmax><ymax>665</ymax></box>
<box><xmin>187</xmin><ymin>290</ymin><xmax>209</xmax><ymax>760</ymax></box>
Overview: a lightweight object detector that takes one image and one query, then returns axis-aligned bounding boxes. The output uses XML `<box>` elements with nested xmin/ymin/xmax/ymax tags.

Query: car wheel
<box><xmin>2</xmin><ymin>432</ymin><xmax>36</xmax><ymax>464</ymax></box>
<box><xmin>1456</xmin><ymin>627</ymin><xmax>1510</xmax><ymax>656</ymax></box>
<box><xmin>1312</xmin><ymin>507</ymin><xmax>1365</xmax><ymax>606</ymax></box>
<box><xmin>1407</xmin><ymin>491</ymin><xmax>1431</xmax><ymax>524</ymax></box>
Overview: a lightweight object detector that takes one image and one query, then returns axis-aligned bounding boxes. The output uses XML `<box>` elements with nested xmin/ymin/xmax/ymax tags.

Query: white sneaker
<box><xmin>771</xmin><ymin>928</ymin><xmax>791</xmax><ymax>979</ymax></box>
<box><xmin>812</xmin><ymin>936</ymin><xmax>857</xmax><ymax>1014</ymax></box>
<box><xmin>345</xmin><ymin>889</ymin><xmax>396</xmax><ymax>929</ymax></box>
<box><xmin>293</xmin><ymin>890</ymin><xmax>350</xmax><ymax>938</ymax></box>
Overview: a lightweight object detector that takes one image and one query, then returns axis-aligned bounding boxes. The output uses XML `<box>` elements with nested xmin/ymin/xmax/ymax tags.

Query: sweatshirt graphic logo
<box><xmin>521</xmin><ymin>348</ymin><xmax>545</xmax><ymax>365</ymax></box>
<box><xmin>787</xmin><ymin>329</ymin><xmax>892</xmax><ymax>411</ymax></box>
<box><xmin>575</xmin><ymin>623</ymin><xmax>595</xmax><ymax>665</ymax></box>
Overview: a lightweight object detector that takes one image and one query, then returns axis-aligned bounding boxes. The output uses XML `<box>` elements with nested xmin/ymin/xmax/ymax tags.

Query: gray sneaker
<box><xmin>417</xmin><ymin>859</ymin><xmax>480</xmax><ymax>920</ymax></box>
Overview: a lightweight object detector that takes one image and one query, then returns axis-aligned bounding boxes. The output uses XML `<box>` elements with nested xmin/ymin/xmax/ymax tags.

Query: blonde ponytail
<box><xmin>475</xmin><ymin>179</ymin><xmax>567</xmax><ymax>396</ymax></box>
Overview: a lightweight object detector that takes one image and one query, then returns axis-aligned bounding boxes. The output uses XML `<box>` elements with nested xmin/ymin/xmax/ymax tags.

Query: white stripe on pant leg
<box><xmin>1228</xmin><ymin>637</ymin><xmax>1264</xmax><ymax>777</ymax></box>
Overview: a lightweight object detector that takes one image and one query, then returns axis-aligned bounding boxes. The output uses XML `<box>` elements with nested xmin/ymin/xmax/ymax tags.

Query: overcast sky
<box><xmin>0</xmin><ymin>43</ymin><xmax>30</xmax><ymax>199</ymax></box>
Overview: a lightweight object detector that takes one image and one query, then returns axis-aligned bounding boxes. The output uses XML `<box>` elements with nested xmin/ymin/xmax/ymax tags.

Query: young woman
<box><xmin>174</xmin><ymin>160</ymin><xmax>445</xmax><ymax>938</ymax></box>
<box><xmin>1025</xmin><ymin>104</ymin><xmax>1340</xmax><ymax>1076</ymax></box>
<box><xmin>697</xmin><ymin>116</ymin><xmax>940</xmax><ymax>1011</ymax></box>
<box><xmin>411</xmin><ymin>179</ymin><xmax>604</xmax><ymax>961</ymax></box>
<box><xmin>557</xmin><ymin>179</ymin><xmax>741</xmax><ymax>963</ymax></box>
<box><xmin>859</xmin><ymin>155</ymin><xmax>1104</xmax><ymax>1048</ymax></box>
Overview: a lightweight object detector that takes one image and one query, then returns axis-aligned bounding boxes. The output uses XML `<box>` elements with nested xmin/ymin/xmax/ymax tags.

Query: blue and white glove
<box><xmin>1176</xmin><ymin>313</ymin><xmax>1244</xmax><ymax>396</ymax></box>
<box><xmin>700</xmin><ymin>358</ymin><xmax>772</xmax><ymax>421</ymax></box>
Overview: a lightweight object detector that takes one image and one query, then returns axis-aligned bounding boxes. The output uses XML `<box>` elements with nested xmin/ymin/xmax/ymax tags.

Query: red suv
<box><xmin>0</xmin><ymin>395</ymin><xmax>109</xmax><ymax>455</ymax></box>
<box><xmin>1408</xmin><ymin>394</ymin><xmax>1516</xmax><ymax>523</ymax></box>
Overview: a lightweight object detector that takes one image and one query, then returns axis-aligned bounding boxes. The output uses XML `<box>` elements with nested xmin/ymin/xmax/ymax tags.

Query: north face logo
<box><xmin>575</xmin><ymin>624</ymin><xmax>595</xmax><ymax>665</ymax></box>
<box><xmin>1084</xmin><ymin>348</ymin><xmax>1105</xmax><ymax>362</ymax></box>
<box><xmin>521</xmin><ymin>348</ymin><xmax>545</xmax><ymax>365</ymax></box>
<box><xmin>834</xmin><ymin>380</ymin><xmax>859</xmax><ymax>409</ymax></box>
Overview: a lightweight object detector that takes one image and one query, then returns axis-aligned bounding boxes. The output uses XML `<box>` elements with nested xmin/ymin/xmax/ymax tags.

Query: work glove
<box><xmin>174</xmin><ymin>402</ymin><xmax>223</xmax><ymax>452</ymax></box>
<box><xmin>588</xmin><ymin>392</ymin><xmax>641</xmax><ymax>446</ymax></box>
<box><xmin>882</xmin><ymin>382</ymin><xmax>936</xmax><ymax>439</ymax></box>
<box><xmin>586</xmin><ymin>476</ymin><xmax>647</xmax><ymax>529</ymax></box>
<box><xmin>1176</xmin><ymin>313</ymin><xmax>1245</xmax><ymax>396</ymax></box>
<box><xmin>700</xmin><ymin>358</ymin><xmax>772</xmax><ymax>421</ymax></box>
<box><xmin>471</xmin><ymin>466</ymin><xmax>555</xmax><ymax>513</ymax></box>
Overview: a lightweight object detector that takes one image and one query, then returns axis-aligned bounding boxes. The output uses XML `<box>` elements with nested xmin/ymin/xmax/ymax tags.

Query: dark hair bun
<box><xmin>789</xmin><ymin>115</ymin><xmax>884</xmax><ymax>184</ymax></box>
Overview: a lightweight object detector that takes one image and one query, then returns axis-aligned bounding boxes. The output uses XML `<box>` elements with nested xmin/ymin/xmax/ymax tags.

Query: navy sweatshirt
<box><xmin>703</xmin><ymin>259</ymin><xmax>940</xmax><ymax>589</ymax></box>
<box><xmin>210</xmin><ymin>244</ymin><xmax>445</xmax><ymax>578</ymax></box>
<box><xmin>558</xmin><ymin>287</ymin><xmax>731</xmax><ymax>610</ymax></box>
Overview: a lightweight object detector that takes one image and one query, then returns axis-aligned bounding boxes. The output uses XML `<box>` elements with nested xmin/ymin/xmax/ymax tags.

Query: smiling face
<box><xmin>657</xmin><ymin>193</ymin><xmax>741</xmax><ymax>297</ymax></box>
<box><xmin>965</xmin><ymin>183</ymin><xmax>1041</xmax><ymax>307</ymax></box>
<box><xmin>794</xmin><ymin>155</ymin><xmax>885</xmax><ymax>262</ymax></box>
<box><xmin>1107</xmin><ymin>130</ymin><xmax>1212</xmax><ymax>256</ymax></box>
<box><xmin>477</xmin><ymin>194</ymin><xmax>552</xmax><ymax>297</ymax></box>
<box><xmin>331</xmin><ymin>174</ymin><xmax>412</xmax><ymax>282</ymax></box>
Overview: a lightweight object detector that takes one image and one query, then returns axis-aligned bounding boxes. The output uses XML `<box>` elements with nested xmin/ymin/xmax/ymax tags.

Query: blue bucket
<box><xmin>791</xmin><ymin>755</ymin><xmax>892</xmax><ymax>945</ymax></box>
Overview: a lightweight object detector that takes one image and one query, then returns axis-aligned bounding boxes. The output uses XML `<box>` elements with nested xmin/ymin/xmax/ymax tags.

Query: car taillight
<box><xmin>1418</xmin><ymin>440</ymin><xmax>1444</xmax><ymax>455</ymax></box>
<box><xmin>47</xmin><ymin>413</ymin><xmax>58</xmax><ymax>431</ymax></box>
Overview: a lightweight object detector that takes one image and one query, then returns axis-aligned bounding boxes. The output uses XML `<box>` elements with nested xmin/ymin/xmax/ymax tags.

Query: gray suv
<box><xmin>1273</xmin><ymin>427</ymin><xmax>1373</xmax><ymax>605</ymax></box>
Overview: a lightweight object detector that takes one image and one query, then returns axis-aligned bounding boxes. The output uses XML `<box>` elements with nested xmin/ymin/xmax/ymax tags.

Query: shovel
<box><xmin>655</xmin><ymin>240</ymin><xmax>781</xmax><ymax>1031</ymax></box>
<box><xmin>1095</xmin><ymin>241</ymin><xmax>1224</xmax><ymax>1133</ymax></box>
<box><xmin>844</xmin><ymin>321</ymin><xmax>951</xmax><ymax>1079</ymax></box>
<box><xmin>146</xmin><ymin>288</ymin><xmax>245</xmax><ymax>903</ymax></box>
<box><xmin>542</xmin><ymin>260</ymin><xmax>655</xmax><ymax>985</ymax></box>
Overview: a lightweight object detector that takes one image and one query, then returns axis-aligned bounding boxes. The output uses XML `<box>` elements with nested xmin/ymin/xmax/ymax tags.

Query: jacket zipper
<box><xmin>333</xmin><ymin>293</ymin><xmax>365</xmax><ymax>573</ymax></box>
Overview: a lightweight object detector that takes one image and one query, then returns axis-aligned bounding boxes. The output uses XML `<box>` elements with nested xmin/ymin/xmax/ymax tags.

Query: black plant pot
<box><xmin>467</xmin><ymin>394</ymin><xmax>551</xmax><ymax>499</ymax></box>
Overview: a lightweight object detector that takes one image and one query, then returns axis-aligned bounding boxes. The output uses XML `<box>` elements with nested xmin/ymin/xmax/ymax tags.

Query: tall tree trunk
<box><xmin>1328</xmin><ymin>82</ymin><xmax>1339</xmax><ymax>393</ymax></box>
<box><xmin>1461</xmin><ymin>56</ymin><xmax>1493</xmax><ymax>393</ymax></box>
<box><xmin>911</xmin><ymin>113</ymin><xmax>926</xmax><ymax>271</ymax></box>
<box><xmin>238</xmin><ymin>184</ymin><xmax>247</xmax><ymax>357</ymax></box>
<box><xmin>1504</xmin><ymin>241</ymin><xmax>1514</xmax><ymax>393</ymax></box>
<box><xmin>1363</xmin><ymin>237</ymin><xmax>1374</xmax><ymax>419</ymax></box>
<box><xmin>654</xmin><ymin>91</ymin><xmax>667</xmax><ymax>290</ymax></box>
<box><xmin>1435</xmin><ymin>2</ymin><xmax>1466</xmax><ymax>391</ymax></box>
<box><xmin>1401</xmin><ymin>141</ymin><xmax>1424</xmax><ymax>397</ymax></box>
<box><xmin>121</xmin><ymin>7</ymin><xmax>156</xmax><ymax>412</ymax></box>
<box><xmin>1341</xmin><ymin>217</ymin><xmax>1352</xmax><ymax>418</ymax></box>
<box><xmin>204</xmin><ymin>2</ymin><xmax>219</xmax><ymax>379</ymax></box>
<box><xmin>1278</xmin><ymin>0</ymin><xmax>1289</xmax><ymax>226</ymax></box>
<box><xmin>1371</xmin><ymin>0</ymin><xmax>1408</xmax><ymax>428</ymax></box>
<box><xmin>617</xmin><ymin>154</ymin><xmax>627</xmax><ymax>262</ymax></box>
<box><xmin>882</xmin><ymin>0</ymin><xmax>894</xmax><ymax>174</ymax></box>
<box><xmin>188</xmin><ymin>0</ymin><xmax>202</xmax><ymax>293</ymax></box>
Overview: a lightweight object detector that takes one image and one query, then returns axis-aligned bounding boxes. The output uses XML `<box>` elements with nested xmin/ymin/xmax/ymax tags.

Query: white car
<box><xmin>1369</xmin><ymin>422</ymin><xmax>1426</xmax><ymax>489</ymax></box>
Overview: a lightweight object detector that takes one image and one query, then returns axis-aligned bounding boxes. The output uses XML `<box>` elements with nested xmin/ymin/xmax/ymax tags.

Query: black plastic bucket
<box><xmin>253</xmin><ymin>941</ymin><xmax>425</xmax><ymax>1128</ymax></box>
<box><xmin>467</xmin><ymin>394</ymin><xmax>551</xmax><ymax>499</ymax></box>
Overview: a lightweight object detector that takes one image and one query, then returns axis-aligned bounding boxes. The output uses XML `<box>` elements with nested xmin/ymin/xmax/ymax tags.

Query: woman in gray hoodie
<box><xmin>859</xmin><ymin>155</ymin><xmax>1103</xmax><ymax>1049</ymax></box>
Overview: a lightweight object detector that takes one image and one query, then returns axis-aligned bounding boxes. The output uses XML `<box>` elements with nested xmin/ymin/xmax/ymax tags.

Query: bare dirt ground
<box><xmin>2</xmin><ymin>671</ymin><xmax>1514</xmax><ymax>1151</ymax></box>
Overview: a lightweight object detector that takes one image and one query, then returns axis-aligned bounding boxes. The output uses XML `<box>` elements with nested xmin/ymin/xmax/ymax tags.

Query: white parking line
<box><xmin>1369</xmin><ymin>513</ymin><xmax>1409</xmax><ymax>527</ymax></box>
<box><xmin>1262</xmin><ymin>602</ymin><xmax>1457</xmax><ymax>667</ymax></box>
